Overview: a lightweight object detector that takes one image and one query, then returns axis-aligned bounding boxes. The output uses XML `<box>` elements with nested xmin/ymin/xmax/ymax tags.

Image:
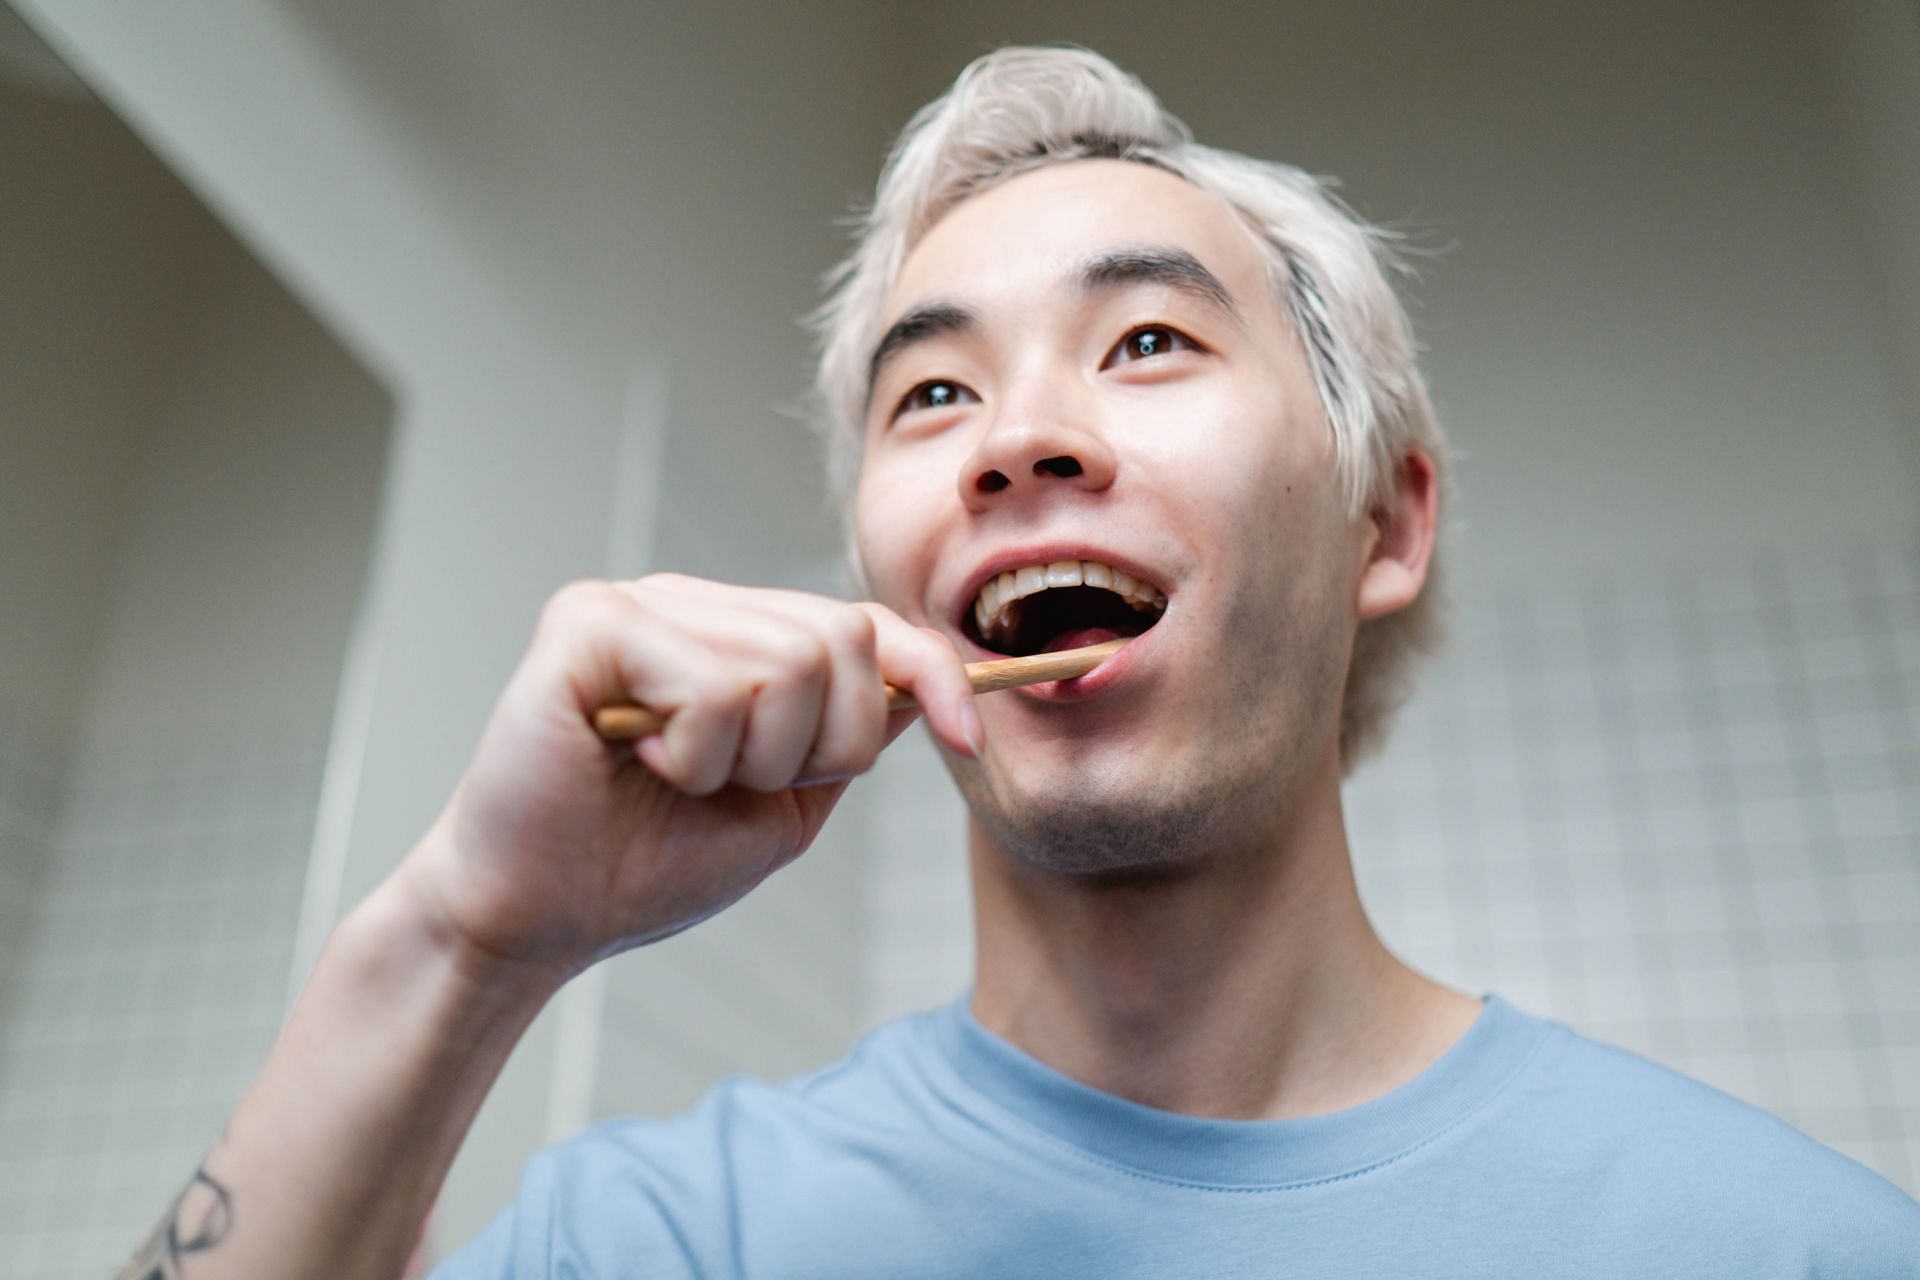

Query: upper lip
<box><xmin>948</xmin><ymin>542</ymin><xmax>1173</xmax><ymax>636</ymax></box>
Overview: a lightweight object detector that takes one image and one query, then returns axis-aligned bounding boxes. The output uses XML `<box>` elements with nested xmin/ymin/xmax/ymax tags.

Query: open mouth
<box><xmin>961</xmin><ymin>559</ymin><xmax>1168</xmax><ymax>657</ymax></box>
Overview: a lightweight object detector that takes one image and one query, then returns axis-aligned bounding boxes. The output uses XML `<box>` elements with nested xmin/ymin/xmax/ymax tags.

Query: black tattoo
<box><xmin>118</xmin><ymin>1165</ymin><xmax>233</xmax><ymax>1280</ymax></box>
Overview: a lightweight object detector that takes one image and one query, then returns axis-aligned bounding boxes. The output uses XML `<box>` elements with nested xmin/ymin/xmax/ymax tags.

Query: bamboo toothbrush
<box><xmin>593</xmin><ymin>638</ymin><xmax>1127</xmax><ymax>740</ymax></box>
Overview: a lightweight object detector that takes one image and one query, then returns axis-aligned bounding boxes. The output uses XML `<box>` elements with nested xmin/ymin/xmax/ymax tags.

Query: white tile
<box><xmin>1844</xmin><ymin>870</ymin><xmax>1920</xmax><ymax>926</ymax></box>
<box><xmin>1680</xmin><ymin>1051</ymin><xmax>1769</xmax><ymax>1106</ymax></box>
<box><xmin>1782</xmin><ymin>1046</ymin><xmax>1874</xmax><ymax>1112</ymax></box>
<box><xmin>1830</xmin><ymin>786</ymin><xmax>1913</xmax><ymax>844</ymax></box>
<box><xmin>1865</xmin><ymin>957</ymin><xmax>1920</xmax><ymax>1016</ymax></box>
<box><xmin>1767</xmin><ymin>960</ymin><xmax>1852</xmax><ymax>1018</ymax></box>
<box><xmin>1667</xmin><ymin>965</ymin><xmax>1746</xmax><ymax>1022</ymax></box>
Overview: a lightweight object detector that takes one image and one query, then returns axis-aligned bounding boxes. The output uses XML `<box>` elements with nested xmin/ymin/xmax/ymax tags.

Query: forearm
<box><xmin>111</xmin><ymin>574</ymin><xmax>921</xmax><ymax>1276</ymax></box>
<box><xmin>120</xmin><ymin>848</ymin><xmax>566</xmax><ymax>1280</ymax></box>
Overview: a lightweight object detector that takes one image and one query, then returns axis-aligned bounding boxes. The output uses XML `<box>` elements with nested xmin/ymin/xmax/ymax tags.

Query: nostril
<box><xmin>976</xmin><ymin>470</ymin><xmax>1011</xmax><ymax>494</ymax></box>
<box><xmin>1035</xmin><ymin>456</ymin><xmax>1083</xmax><ymax>479</ymax></box>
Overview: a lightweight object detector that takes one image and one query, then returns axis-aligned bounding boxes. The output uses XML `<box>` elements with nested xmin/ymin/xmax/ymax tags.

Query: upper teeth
<box><xmin>971</xmin><ymin>559</ymin><xmax>1167</xmax><ymax>642</ymax></box>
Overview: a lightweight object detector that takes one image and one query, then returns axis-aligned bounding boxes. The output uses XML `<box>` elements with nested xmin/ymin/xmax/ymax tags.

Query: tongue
<box><xmin>1041</xmin><ymin>626</ymin><xmax>1126</xmax><ymax>653</ymax></box>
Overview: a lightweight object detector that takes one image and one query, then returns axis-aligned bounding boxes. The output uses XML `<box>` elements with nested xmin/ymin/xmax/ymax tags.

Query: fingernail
<box><xmin>961</xmin><ymin>700</ymin><xmax>986</xmax><ymax>757</ymax></box>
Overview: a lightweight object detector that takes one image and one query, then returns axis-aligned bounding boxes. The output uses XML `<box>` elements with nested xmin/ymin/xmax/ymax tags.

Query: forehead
<box><xmin>884</xmin><ymin>158</ymin><xmax>1278</xmax><ymax>321</ymax></box>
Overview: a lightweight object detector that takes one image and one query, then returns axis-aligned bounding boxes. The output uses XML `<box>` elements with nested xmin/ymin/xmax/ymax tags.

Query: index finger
<box><xmin>856</xmin><ymin>605</ymin><xmax>983</xmax><ymax>759</ymax></box>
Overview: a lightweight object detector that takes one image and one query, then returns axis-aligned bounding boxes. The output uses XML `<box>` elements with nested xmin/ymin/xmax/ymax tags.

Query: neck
<box><xmin>967</xmin><ymin>746</ymin><xmax>1480</xmax><ymax>1119</ymax></box>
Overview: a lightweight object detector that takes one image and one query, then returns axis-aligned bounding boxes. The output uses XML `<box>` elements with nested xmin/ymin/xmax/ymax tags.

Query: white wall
<box><xmin>0</xmin><ymin>83</ymin><xmax>193</xmax><ymax>732</ymax></box>
<box><xmin>0</xmin><ymin>79</ymin><xmax>189</xmax><ymax>1053</ymax></box>
<box><xmin>72</xmin><ymin>196</ymin><xmax>391</xmax><ymax>748</ymax></box>
<box><xmin>880</xmin><ymin>0</ymin><xmax>1917</xmax><ymax>600</ymax></box>
<box><xmin>1817</xmin><ymin>0</ymin><xmax>1920</xmax><ymax>448</ymax></box>
<box><xmin>1343</xmin><ymin>541</ymin><xmax>1920</xmax><ymax>1192</ymax></box>
<box><xmin>12</xmin><ymin>0</ymin><xmax>899</xmax><ymax>1254</ymax></box>
<box><xmin>0</xmin><ymin>66</ymin><xmax>391</xmax><ymax>1279</ymax></box>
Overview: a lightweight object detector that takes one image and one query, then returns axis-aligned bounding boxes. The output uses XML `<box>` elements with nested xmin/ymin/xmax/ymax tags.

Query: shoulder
<box><xmin>577</xmin><ymin>1017</ymin><xmax>922</xmax><ymax>1155</ymax></box>
<box><xmin>1502</xmin><ymin>1008</ymin><xmax>1920</xmax><ymax>1274</ymax></box>
<box><xmin>544</xmin><ymin>1008</ymin><xmax>928</xmax><ymax>1182</ymax></box>
<box><xmin>431</xmin><ymin>1012</ymin><xmax>934</xmax><ymax>1276</ymax></box>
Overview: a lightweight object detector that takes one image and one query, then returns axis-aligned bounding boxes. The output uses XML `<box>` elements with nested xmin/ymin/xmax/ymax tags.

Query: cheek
<box><xmin>1129</xmin><ymin>390</ymin><xmax>1348</xmax><ymax>627</ymax></box>
<box><xmin>1130</xmin><ymin>395</ymin><xmax>1315</xmax><ymax>547</ymax></box>
<box><xmin>852</xmin><ymin>459</ymin><xmax>939</xmax><ymax>616</ymax></box>
<box><xmin>850</xmin><ymin>481</ymin><xmax>897</xmax><ymax>597</ymax></box>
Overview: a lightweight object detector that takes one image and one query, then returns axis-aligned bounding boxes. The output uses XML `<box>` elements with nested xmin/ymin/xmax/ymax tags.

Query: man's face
<box><xmin>855</xmin><ymin>159</ymin><xmax>1366</xmax><ymax>875</ymax></box>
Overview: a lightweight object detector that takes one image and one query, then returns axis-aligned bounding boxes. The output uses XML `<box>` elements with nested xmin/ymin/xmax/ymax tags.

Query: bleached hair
<box><xmin>808</xmin><ymin>45</ymin><xmax>1453</xmax><ymax>775</ymax></box>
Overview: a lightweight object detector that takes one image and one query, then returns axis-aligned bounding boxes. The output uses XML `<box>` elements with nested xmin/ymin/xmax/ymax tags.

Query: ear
<box><xmin>1356</xmin><ymin>447</ymin><xmax>1438</xmax><ymax>623</ymax></box>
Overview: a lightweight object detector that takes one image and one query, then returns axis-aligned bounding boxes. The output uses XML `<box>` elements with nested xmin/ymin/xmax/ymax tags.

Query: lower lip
<box><xmin>1011</xmin><ymin>614</ymin><xmax>1162</xmax><ymax>703</ymax></box>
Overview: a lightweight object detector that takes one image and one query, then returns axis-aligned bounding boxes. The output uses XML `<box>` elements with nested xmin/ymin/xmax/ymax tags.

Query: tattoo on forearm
<box><xmin>118</xmin><ymin>1166</ymin><xmax>233</xmax><ymax>1280</ymax></box>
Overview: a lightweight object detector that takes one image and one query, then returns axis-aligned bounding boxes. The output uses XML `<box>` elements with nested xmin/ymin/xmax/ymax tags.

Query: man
<box><xmin>124</xmin><ymin>46</ymin><xmax>1918</xmax><ymax>1280</ymax></box>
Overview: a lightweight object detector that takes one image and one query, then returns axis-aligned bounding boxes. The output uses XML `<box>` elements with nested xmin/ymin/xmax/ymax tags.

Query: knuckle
<box><xmin>649</xmin><ymin>741</ymin><xmax>704</xmax><ymax>794</ymax></box>
<box><xmin>769</xmin><ymin>627</ymin><xmax>828</xmax><ymax>675</ymax></box>
<box><xmin>919</xmin><ymin>628</ymin><xmax>966</xmax><ymax>675</ymax></box>
<box><xmin>828</xmin><ymin>607</ymin><xmax>878</xmax><ymax>653</ymax></box>
<box><xmin>809</xmin><ymin>730</ymin><xmax>879</xmax><ymax>779</ymax></box>
<box><xmin>538</xmin><ymin>579</ymin><xmax>611</xmax><ymax>632</ymax></box>
<box><xmin>691</xmin><ymin>669</ymin><xmax>753</xmax><ymax>715</ymax></box>
<box><xmin>670</xmin><ymin>739</ymin><xmax>732</xmax><ymax>796</ymax></box>
<box><xmin>811</xmin><ymin>744</ymin><xmax>878</xmax><ymax>781</ymax></box>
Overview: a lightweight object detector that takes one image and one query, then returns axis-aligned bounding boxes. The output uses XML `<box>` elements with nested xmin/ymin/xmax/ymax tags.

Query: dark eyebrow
<box><xmin>1077</xmin><ymin>245</ymin><xmax>1240</xmax><ymax>321</ymax></box>
<box><xmin>865</xmin><ymin>302</ymin><xmax>976</xmax><ymax>405</ymax></box>
<box><xmin>862</xmin><ymin>247</ymin><xmax>1232</xmax><ymax>408</ymax></box>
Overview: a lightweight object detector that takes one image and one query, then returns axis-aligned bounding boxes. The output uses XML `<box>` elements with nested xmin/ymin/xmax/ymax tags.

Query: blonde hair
<box><xmin>810</xmin><ymin>46</ymin><xmax>1453</xmax><ymax>774</ymax></box>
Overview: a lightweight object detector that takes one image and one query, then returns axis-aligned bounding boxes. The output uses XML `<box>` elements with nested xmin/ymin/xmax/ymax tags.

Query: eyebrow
<box><xmin>866</xmin><ymin>302</ymin><xmax>976</xmax><ymax>406</ymax></box>
<box><xmin>862</xmin><ymin>245</ymin><xmax>1239</xmax><ymax>407</ymax></box>
<box><xmin>1076</xmin><ymin>245</ymin><xmax>1240</xmax><ymax>320</ymax></box>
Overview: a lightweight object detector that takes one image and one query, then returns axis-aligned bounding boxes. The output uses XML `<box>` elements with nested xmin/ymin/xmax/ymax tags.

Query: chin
<box><xmin>950</xmin><ymin>753</ymin><xmax>1249</xmax><ymax>879</ymax></box>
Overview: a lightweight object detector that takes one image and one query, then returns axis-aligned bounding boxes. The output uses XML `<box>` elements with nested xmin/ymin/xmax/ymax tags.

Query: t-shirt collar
<box><xmin>912</xmin><ymin>990</ymin><xmax>1548</xmax><ymax>1189</ymax></box>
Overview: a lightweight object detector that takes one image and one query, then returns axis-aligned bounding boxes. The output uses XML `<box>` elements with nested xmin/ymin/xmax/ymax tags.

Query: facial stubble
<box><xmin>942</xmin><ymin>563</ymin><xmax>1350</xmax><ymax>879</ymax></box>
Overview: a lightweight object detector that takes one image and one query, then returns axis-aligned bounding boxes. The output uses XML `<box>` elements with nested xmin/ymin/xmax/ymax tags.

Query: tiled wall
<box><xmin>1347</xmin><ymin>540</ymin><xmax>1919</xmax><ymax>1191</ymax></box>
<box><xmin>0</xmin><ymin>719</ymin><xmax>63</xmax><ymax>1065</ymax></box>
<box><xmin>861</xmin><ymin>539</ymin><xmax>1920</xmax><ymax>1197</ymax></box>
<box><xmin>0</xmin><ymin>721</ymin><xmax>326</xmax><ymax>1279</ymax></box>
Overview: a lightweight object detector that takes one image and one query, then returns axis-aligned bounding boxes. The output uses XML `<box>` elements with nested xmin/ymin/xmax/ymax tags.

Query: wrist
<box><xmin>346</xmin><ymin>834</ymin><xmax>572</xmax><ymax>1034</ymax></box>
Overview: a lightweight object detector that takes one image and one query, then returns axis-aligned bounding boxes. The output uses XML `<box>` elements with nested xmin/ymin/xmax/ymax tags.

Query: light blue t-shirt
<box><xmin>436</xmin><ymin>993</ymin><xmax>1920</xmax><ymax>1277</ymax></box>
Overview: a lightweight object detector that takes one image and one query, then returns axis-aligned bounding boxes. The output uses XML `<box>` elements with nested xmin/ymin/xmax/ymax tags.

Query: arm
<box><xmin>117</xmin><ymin>576</ymin><xmax>979</xmax><ymax>1280</ymax></box>
<box><xmin>120</xmin><ymin>846</ymin><xmax>558</xmax><ymax>1280</ymax></box>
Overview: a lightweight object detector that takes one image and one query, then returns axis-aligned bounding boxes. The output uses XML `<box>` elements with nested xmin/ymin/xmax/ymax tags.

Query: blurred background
<box><xmin>0</xmin><ymin>0</ymin><xmax>1914</xmax><ymax>1272</ymax></box>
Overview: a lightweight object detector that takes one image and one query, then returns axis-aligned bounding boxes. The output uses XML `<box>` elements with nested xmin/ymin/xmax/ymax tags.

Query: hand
<box><xmin>397</xmin><ymin>574</ymin><xmax>980</xmax><ymax>982</ymax></box>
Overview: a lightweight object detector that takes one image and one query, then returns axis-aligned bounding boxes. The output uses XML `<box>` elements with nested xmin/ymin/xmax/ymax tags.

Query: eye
<box><xmin>892</xmin><ymin>379</ymin><xmax>978</xmax><ymax>421</ymax></box>
<box><xmin>1103</xmin><ymin>325</ymin><xmax>1198</xmax><ymax>368</ymax></box>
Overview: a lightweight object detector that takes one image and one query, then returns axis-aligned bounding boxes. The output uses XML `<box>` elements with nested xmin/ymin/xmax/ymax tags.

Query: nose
<box><xmin>958</xmin><ymin>404</ymin><xmax>1118</xmax><ymax>513</ymax></box>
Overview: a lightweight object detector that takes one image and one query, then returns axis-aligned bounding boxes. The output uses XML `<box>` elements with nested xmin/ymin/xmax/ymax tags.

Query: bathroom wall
<box><xmin>0</xmin><ymin>68</ymin><xmax>390</xmax><ymax>1277</ymax></box>
<box><xmin>878</xmin><ymin>0</ymin><xmax>1920</xmax><ymax>602</ymax></box>
<box><xmin>1817</xmin><ymin>1</ymin><xmax>1920</xmax><ymax>439</ymax></box>
<box><xmin>11</xmin><ymin>0</ymin><xmax>901</xmax><ymax>1250</ymax></box>
<box><xmin>0</xmin><ymin>735</ymin><xmax>58</xmax><ymax>1046</ymax></box>
<box><xmin>0</xmin><ymin>734</ymin><xmax>332</xmax><ymax>1276</ymax></box>
<box><xmin>1345</xmin><ymin>539</ymin><xmax>1920</xmax><ymax>1190</ymax></box>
